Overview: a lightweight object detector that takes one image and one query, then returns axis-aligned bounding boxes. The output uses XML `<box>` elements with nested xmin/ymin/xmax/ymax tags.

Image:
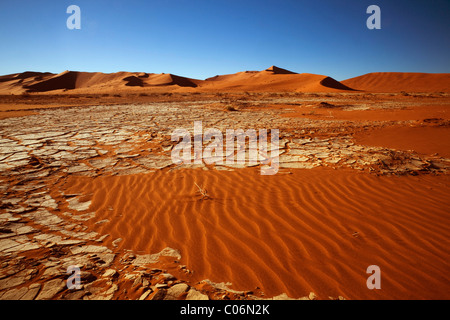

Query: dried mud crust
<box><xmin>0</xmin><ymin>100</ymin><xmax>448</xmax><ymax>178</ymax></box>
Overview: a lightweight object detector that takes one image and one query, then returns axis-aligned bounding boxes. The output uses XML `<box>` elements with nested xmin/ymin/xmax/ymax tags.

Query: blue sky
<box><xmin>0</xmin><ymin>0</ymin><xmax>449</xmax><ymax>80</ymax></box>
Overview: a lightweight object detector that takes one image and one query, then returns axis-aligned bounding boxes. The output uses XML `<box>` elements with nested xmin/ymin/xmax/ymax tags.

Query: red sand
<box><xmin>342</xmin><ymin>72</ymin><xmax>450</xmax><ymax>93</ymax></box>
<box><xmin>57</xmin><ymin>167</ymin><xmax>450</xmax><ymax>300</ymax></box>
<box><xmin>354</xmin><ymin>126</ymin><xmax>450</xmax><ymax>158</ymax></box>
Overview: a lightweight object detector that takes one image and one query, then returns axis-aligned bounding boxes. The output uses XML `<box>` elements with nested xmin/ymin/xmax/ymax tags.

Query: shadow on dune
<box><xmin>24</xmin><ymin>71</ymin><xmax>79</xmax><ymax>92</ymax></box>
<box><xmin>122</xmin><ymin>76</ymin><xmax>144</xmax><ymax>87</ymax></box>
<box><xmin>320</xmin><ymin>76</ymin><xmax>356</xmax><ymax>91</ymax></box>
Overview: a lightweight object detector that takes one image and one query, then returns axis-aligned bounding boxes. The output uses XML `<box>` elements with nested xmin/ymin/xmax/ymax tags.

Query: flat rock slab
<box><xmin>132</xmin><ymin>247</ymin><xmax>181</xmax><ymax>266</ymax></box>
<box><xmin>165</xmin><ymin>283</ymin><xmax>190</xmax><ymax>300</ymax></box>
<box><xmin>67</xmin><ymin>198</ymin><xmax>92</xmax><ymax>212</ymax></box>
<box><xmin>70</xmin><ymin>245</ymin><xmax>112</xmax><ymax>255</ymax></box>
<box><xmin>35</xmin><ymin>279</ymin><xmax>66</xmax><ymax>300</ymax></box>
<box><xmin>186</xmin><ymin>288</ymin><xmax>209</xmax><ymax>300</ymax></box>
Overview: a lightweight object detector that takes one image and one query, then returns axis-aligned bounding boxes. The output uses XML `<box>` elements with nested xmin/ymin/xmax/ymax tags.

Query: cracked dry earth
<box><xmin>0</xmin><ymin>99</ymin><xmax>449</xmax><ymax>300</ymax></box>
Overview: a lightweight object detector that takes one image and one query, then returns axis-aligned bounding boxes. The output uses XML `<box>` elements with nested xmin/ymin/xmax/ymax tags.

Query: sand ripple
<box><xmin>61</xmin><ymin>167</ymin><xmax>450</xmax><ymax>299</ymax></box>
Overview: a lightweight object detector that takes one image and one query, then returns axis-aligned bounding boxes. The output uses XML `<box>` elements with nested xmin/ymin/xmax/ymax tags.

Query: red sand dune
<box><xmin>145</xmin><ymin>73</ymin><xmax>199</xmax><ymax>87</ymax></box>
<box><xmin>19</xmin><ymin>70</ymin><xmax>199</xmax><ymax>93</ymax></box>
<box><xmin>1</xmin><ymin>68</ymin><xmax>449</xmax><ymax>94</ymax></box>
<box><xmin>0</xmin><ymin>66</ymin><xmax>352</xmax><ymax>94</ymax></box>
<box><xmin>0</xmin><ymin>71</ymin><xmax>55</xmax><ymax>94</ymax></box>
<box><xmin>0</xmin><ymin>71</ymin><xmax>54</xmax><ymax>82</ymax></box>
<box><xmin>122</xmin><ymin>73</ymin><xmax>198</xmax><ymax>87</ymax></box>
<box><xmin>201</xmin><ymin>66</ymin><xmax>354</xmax><ymax>92</ymax></box>
<box><xmin>342</xmin><ymin>72</ymin><xmax>450</xmax><ymax>93</ymax></box>
<box><xmin>24</xmin><ymin>70</ymin><xmax>130</xmax><ymax>92</ymax></box>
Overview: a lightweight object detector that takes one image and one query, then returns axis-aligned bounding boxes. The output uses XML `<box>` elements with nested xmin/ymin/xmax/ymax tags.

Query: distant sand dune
<box><xmin>342</xmin><ymin>72</ymin><xmax>450</xmax><ymax>92</ymax></box>
<box><xmin>0</xmin><ymin>66</ymin><xmax>352</xmax><ymax>94</ymax></box>
<box><xmin>20</xmin><ymin>70</ymin><xmax>198</xmax><ymax>93</ymax></box>
<box><xmin>0</xmin><ymin>71</ymin><xmax>53</xmax><ymax>83</ymax></box>
<box><xmin>145</xmin><ymin>73</ymin><xmax>198</xmax><ymax>87</ymax></box>
<box><xmin>25</xmin><ymin>70</ymin><xmax>138</xmax><ymax>92</ymax></box>
<box><xmin>201</xmin><ymin>67</ymin><xmax>353</xmax><ymax>92</ymax></box>
<box><xmin>1</xmin><ymin>68</ymin><xmax>448</xmax><ymax>94</ymax></box>
<box><xmin>0</xmin><ymin>72</ymin><xmax>55</xmax><ymax>94</ymax></box>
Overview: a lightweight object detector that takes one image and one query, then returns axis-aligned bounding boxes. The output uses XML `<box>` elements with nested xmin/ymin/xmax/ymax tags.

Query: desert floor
<box><xmin>0</xmin><ymin>91</ymin><xmax>449</xmax><ymax>300</ymax></box>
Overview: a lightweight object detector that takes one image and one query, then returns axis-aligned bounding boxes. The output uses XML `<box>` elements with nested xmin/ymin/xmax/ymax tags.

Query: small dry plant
<box><xmin>194</xmin><ymin>182</ymin><xmax>210</xmax><ymax>200</ymax></box>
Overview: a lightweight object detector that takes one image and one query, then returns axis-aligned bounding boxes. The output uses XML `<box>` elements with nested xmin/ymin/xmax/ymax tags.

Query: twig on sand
<box><xmin>194</xmin><ymin>182</ymin><xmax>210</xmax><ymax>200</ymax></box>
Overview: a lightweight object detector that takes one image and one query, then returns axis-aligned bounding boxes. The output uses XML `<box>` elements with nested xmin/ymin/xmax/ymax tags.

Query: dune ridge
<box><xmin>342</xmin><ymin>72</ymin><xmax>450</xmax><ymax>92</ymax></box>
<box><xmin>59</xmin><ymin>167</ymin><xmax>450</xmax><ymax>299</ymax></box>
<box><xmin>2</xmin><ymin>67</ymin><xmax>449</xmax><ymax>94</ymax></box>
<box><xmin>0</xmin><ymin>66</ymin><xmax>353</xmax><ymax>94</ymax></box>
<box><xmin>18</xmin><ymin>70</ymin><xmax>199</xmax><ymax>93</ymax></box>
<box><xmin>265</xmin><ymin>65</ymin><xmax>297</xmax><ymax>74</ymax></box>
<box><xmin>201</xmin><ymin>67</ymin><xmax>352</xmax><ymax>92</ymax></box>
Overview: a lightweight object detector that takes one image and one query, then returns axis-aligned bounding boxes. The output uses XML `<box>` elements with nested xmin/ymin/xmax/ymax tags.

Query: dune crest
<box><xmin>342</xmin><ymin>72</ymin><xmax>450</xmax><ymax>92</ymax></box>
<box><xmin>200</xmin><ymin>67</ymin><xmax>353</xmax><ymax>92</ymax></box>
<box><xmin>18</xmin><ymin>70</ymin><xmax>199</xmax><ymax>93</ymax></box>
<box><xmin>145</xmin><ymin>73</ymin><xmax>198</xmax><ymax>87</ymax></box>
<box><xmin>265</xmin><ymin>65</ymin><xmax>297</xmax><ymax>74</ymax></box>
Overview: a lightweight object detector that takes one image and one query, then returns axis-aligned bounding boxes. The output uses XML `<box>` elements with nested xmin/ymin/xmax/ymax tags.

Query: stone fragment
<box><xmin>0</xmin><ymin>272</ymin><xmax>28</xmax><ymax>291</ymax></box>
<box><xmin>23</xmin><ymin>209</ymin><xmax>63</xmax><ymax>228</ymax></box>
<box><xmin>67</xmin><ymin>198</ymin><xmax>92</xmax><ymax>211</ymax></box>
<box><xmin>270</xmin><ymin>293</ymin><xmax>299</xmax><ymax>300</ymax></box>
<box><xmin>309</xmin><ymin>292</ymin><xmax>317</xmax><ymax>300</ymax></box>
<box><xmin>70</xmin><ymin>245</ymin><xmax>111</xmax><ymax>255</ymax></box>
<box><xmin>3</xmin><ymin>242</ymin><xmax>40</xmax><ymax>253</ymax></box>
<box><xmin>112</xmin><ymin>238</ymin><xmax>122</xmax><ymax>247</ymax></box>
<box><xmin>21</xmin><ymin>283</ymin><xmax>41</xmax><ymax>300</ymax></box>
<box><xmin>0</xmin><ymin>287</ymin><xmax>29</xmax><ymax>300</ymax></box>
<box><xmin>165</xmin><ymin>283</ymin><xmax>189</xmax><ymax>300</ymax></box>
<box><xmin>63</xmin><ymin>290</ymin><xmax>87</xmax><ymax>300</ymax></box>
<box><xmin>0</xmin><ymin>239</ymin><xmax>21</xmax><ymax>252</ymax></box>
<box><xmin>68</xmin><ymin>212</ymin><xmax>96</xmax><ymax>221</ymax></box>
<box><xmin>101</xmin><ymin>269</ymin><xmax>117</xmax><ymax>278</ymax></box>
<box><xmin>132</xmin><ymin>247</ymin><xmax>181</xmax><ymax>266</ymax></box>
<box><xmin>186</xmin><ymin>288</ymin><xmax>209</xmax><ymax>300</ymax></box>
<box><xmin>35</xmin><ymin>278</ymin><xmax>66</xmax><ymax>300</ymax></box>
<box><xmin>42</xmin><ymin>267</ymin><xmax>64</xmax><ymax>278</ymax></box>
<box><xmin>95</xmin><ymin>219</ymin><xmax>109</xmax><ymax>225</ymax></box>
<box><xmin>280</xmin><ymin>162</ymin><xmax>319</xmax><ymax>169</ymax></box>
<box><xmin>150</xmin><ymin>288</ymin><xmax>166</xmax><ymax>300</ymax></box>
<box><xmin>139</xmin><ymin>290</ymin><xmax>152</xmax><ymax>300</ymax></box>
<box><xmin>160</xmin><ymin>273</ymin><xmax>176</xmax><ymax>281</ymax></box>
<box><xmin>95</xmin><ymin>234</ymin><xmax>109</xmax><ymax>242</ymax></box>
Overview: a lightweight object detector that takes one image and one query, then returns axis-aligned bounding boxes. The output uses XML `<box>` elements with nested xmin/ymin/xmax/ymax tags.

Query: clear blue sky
<box><xmin>0</xmin><ymin>0</ymin><xmax>449</xmax><ymax>80</ymax></box>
